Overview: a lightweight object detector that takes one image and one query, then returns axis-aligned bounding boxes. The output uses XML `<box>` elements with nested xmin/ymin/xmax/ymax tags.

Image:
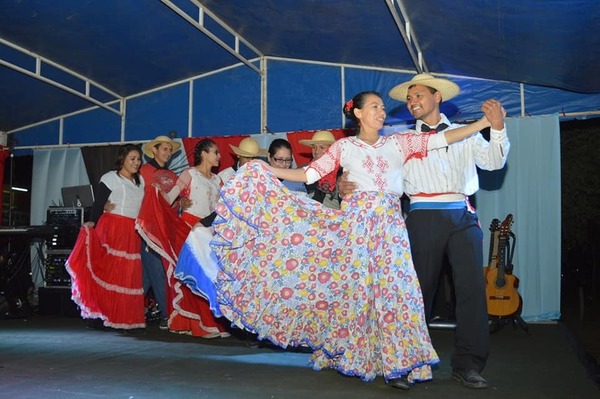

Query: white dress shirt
<box><xmin>402</xmin><ymin>114</ymin><xmax>509</xmax><ymax>204</ymax></box>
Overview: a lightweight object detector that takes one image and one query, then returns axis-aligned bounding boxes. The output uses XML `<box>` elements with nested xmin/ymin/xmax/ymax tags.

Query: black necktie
<box><xmin>421</xmin><ymin>122</ymin><xmax>449</xmax><ymax>133</ymax></box>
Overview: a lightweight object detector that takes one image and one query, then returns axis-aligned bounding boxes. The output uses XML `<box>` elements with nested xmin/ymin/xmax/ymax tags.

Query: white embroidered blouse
<box><xmin>165</xmin><ymin>167</ymin><xmax>221</xmax><ymax>219</ymax></box>
<box><xmin>305</xmin><ymin>133</ymin><xmax>448</xmax><ymax>196</ymax></box>
<box><xmin>100</xmin><ymin>171</ymin><xmax>145</xmax><ymax>219</ymax></box>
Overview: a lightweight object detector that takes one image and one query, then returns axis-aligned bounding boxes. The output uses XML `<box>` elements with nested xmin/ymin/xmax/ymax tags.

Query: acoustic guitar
<box><xmin>485</xmin><ymin>214</ymin><xmax>521</xmax><ymax>317</ymax></box>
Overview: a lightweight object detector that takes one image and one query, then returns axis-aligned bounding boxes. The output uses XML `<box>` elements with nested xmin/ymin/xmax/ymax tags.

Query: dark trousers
<box><xmin>141</xmin><ymin>241</ymin><xmax>167</xmax><ymax>320</ymax></box>
<box><xmin>406</xmin><ymin>208</ymin><xmax>489</xmax><ymax>373</ymax></box>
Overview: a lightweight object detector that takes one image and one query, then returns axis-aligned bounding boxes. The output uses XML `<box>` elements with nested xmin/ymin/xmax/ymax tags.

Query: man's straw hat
<box><xmin>299</xmin><ymin>130</ymin><xmax>336</xmax><ymax>147</ymax></box>
<box><xmin>389</xmin><ymin>73</ymin><xmax>460</xmax><ymax>102</ymax></box>
<box><xmin>142</xmin><ymin>135</ymin><xmax>181</xmax><ymax>158</ymax></box>
<box><xmin>229</xmin><ymin>137</ymin><xmax>268</xmax><ymax>157</ymax></box>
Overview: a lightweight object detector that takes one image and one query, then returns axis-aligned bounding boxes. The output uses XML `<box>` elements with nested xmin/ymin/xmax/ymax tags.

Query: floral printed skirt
<box><xmin>210</xmin><ymin>162</ymin><xmax>439</xmax><ymax>382</ymax></box>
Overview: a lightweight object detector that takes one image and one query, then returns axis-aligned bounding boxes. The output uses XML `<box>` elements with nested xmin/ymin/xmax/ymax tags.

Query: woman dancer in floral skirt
<box><xmin>209</xmin><ymin>91</ymin><xmax>494</xmax><ymax>389</ymax></box>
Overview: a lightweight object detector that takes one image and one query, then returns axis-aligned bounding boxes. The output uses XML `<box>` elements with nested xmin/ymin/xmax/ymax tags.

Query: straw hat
<box><xmin>143</xmin><ymin>135</ymin><xmax>182</xmax><ymax>158</ymax></box>
<box><xmin>299</xmin><ymin>130</ymin><xmax>336</xmax><ymax>147</ymax></box>
<box><xmin>229</xmin><ymin>137</ymin><xmax>268</xmax><ymax>157</ymax></box>
<box><xmin>388</xmin><ymin>73</ymin><xmax>460</xmax><ymax>102</ymax></box>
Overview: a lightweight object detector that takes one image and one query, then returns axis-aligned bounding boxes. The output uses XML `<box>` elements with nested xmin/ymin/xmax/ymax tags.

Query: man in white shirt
<box><xmin>393</xmin><ymin>74</ymin><xmax>508</xmax><ymax>389</ymax></box>
<box><xmin>340</xmin><ymin>74</ymin><xmax>508</xmax><ymax>389</ymax></box>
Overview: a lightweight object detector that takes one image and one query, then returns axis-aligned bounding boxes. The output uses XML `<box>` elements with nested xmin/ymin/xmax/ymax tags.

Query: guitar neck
<box><xmin>488</xmin><ymin>230</ymin><xmax>500</xmax><ymax>265</ymax></box>
<box><xmin>496</xmin><ymin>236</ymin><xmax>508</xmax><ymax>278</ymax></box>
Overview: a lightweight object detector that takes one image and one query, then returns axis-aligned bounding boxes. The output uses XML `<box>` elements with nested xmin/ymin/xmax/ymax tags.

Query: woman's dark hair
<box><xmin>115</xmin><ymin>144</ymin><xmax>142</xmax><ymax>186</ymax></box>
<box><xmin>194</xmin><ymin>138</ymin><xmax>216</xmax><ymax>166</ymax></box>
<box><xmin>268</xmin><ymin>138</ymin><xmax>292</xmax><ymax>157</ymax></box>
<box><xmin>342</xmin><ymin>91</ymin><xmax>382</xmax><ymax>124</ymax></box>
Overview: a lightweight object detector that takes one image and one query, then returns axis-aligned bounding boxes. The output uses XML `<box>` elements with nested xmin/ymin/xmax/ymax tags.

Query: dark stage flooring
<box><xmin>1</xmin><ymin>313</ymin><xmax>599</xmax><ymax>399</ymax></box>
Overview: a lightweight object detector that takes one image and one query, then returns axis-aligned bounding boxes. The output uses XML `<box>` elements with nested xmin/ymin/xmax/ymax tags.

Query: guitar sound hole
<box><xmin>495</xmin><ymin>277</ymin><xmax>506</xmax><ymax>288</ymax></box>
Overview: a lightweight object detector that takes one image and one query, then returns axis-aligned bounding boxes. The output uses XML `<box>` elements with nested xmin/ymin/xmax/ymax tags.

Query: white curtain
<box><xmin>477</xmin><ymin>115</ymin><xmax>561</xmax><ymax>321</ymax></box>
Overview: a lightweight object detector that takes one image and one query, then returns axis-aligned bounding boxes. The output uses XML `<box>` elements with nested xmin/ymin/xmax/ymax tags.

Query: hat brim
<box><xmin>299</xmin><ymin>139</ymin><xmax>335</xmax><ymax>147</ymax></box>
<box><xmin>389</xmin><ymin>76</ymin><xmax>460</xmax><ymax>103</ymax></box>
<box><xmin>230</xmin><ymin>145</ymin><xmax>268</xmax><ymax>158</ymax></box>
<box><xmin>143</xmin><ymin>140</ymin><xmax>182</xmax><ymax>158</ymax></box>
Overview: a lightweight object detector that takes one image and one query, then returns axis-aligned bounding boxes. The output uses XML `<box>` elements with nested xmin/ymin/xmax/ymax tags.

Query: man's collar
<box><xmin>416</xmin><ymin>114</ymin><xmax>451</xmax><ymax>131</ymax></box>
<box><xmin>148</xmin><ymin>158</ymin><xmax>168</xmax><ymax>170</ymax></box>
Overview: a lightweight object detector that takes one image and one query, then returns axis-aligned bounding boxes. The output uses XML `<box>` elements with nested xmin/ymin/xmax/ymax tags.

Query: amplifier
<box><xmin>46</xmin><ymin>225</ymin><xmax>80</xmax><ymax>249</ymax></box>
<box><xmin>44</xmin><ymin>251</ymin><xmax>72</xmax><ymax>287</ymax></box>
<box><xmin>46</xmin><ymin>207</ymin><xmax>83</xmax><ymax>249</ymax></box>
<box><xmin>46</xmin><ymin>207</ymin><xmax>84</xmax><ymax>226</ymax></box>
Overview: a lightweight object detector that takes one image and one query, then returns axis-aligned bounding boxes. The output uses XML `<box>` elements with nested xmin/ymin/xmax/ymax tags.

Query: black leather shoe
<box><xmin>452</xmin><ymin>369</ymin><xmax>488</xmax><ymax>389</ymax></box>
<box><xmin>388</xmin><ymin>376</ymin><xmax>412</xmax><ymax>390</ymax></box>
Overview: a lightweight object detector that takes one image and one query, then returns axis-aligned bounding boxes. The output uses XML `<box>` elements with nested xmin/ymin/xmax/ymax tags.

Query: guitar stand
<box><xmin>489</xmin><ymin>314</ymin><xmax>530</xmax><ymax>335</ymax></box>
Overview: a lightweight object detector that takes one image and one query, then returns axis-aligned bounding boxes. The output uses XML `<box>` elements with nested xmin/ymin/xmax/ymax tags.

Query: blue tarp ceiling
<box><xmin>1</xmin><ymin>0</ymin><xmax>599</xmax><ymax>133</ymax></box>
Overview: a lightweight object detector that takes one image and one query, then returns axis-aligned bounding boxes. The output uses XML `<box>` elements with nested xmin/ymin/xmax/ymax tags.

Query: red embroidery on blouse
<box><xmin>374</xmin><ymin>155</ymin><xmax>389</xmax><ymax>191</ymax></box>
<box><xmin>307</xmin><ymin>141</ymin><xmax>342</xmax><ymax>180</ymax></box>
<box><xmin>396</xmin><ymin>133</ymin><xmax>430</xmax><ymax>164</ymax></box>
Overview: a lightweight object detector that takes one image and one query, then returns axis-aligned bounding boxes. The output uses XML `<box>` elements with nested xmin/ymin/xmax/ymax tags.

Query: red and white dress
<box><xmin>66</xmin><ymin>171</ymin><xmax>145</xmax><ymax>329</ymax></box>
<box><xmin>137</xmin><ymin>167</ymin><xmax>229</xmax><ymax>337</ymax></box>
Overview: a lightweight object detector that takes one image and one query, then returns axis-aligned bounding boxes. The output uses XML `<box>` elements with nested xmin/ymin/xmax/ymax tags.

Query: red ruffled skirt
<box><xmin>66</xmin><ymin>213</ymin><xmax>145</xmax><ymax>329</ymax></box>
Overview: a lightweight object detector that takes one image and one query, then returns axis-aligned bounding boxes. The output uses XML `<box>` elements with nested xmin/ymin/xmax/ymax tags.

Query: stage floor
<box><xmin>0</xmin><ymin>316</ymin><xmax>598</xmax><ymax>399</ymax></box>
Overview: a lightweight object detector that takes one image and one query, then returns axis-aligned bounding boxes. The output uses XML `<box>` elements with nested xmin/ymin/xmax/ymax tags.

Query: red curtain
<box><xmin>286</xmin><ymin>129</ymin><xmax>354</xmax><ymax>167</ymax></box>
<box><xmin>0</xmin><ymin>146</ymin><xmax>10</xmax><ymax>225</ymax></box>
<box><xmin>181</xmin><ymin>135</ymin><xmax>250</xmax><ymax>173</ymax></box>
